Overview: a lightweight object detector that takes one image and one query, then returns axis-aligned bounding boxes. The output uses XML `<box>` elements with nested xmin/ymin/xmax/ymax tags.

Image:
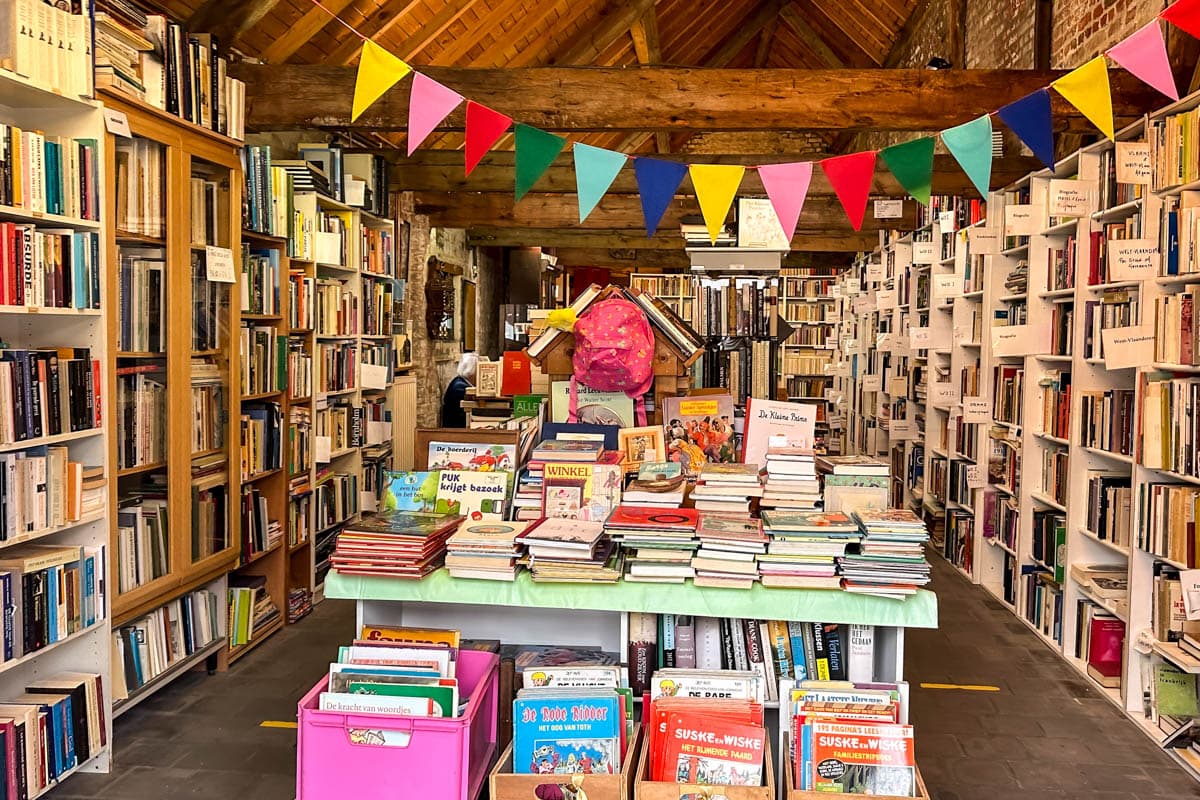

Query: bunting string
<box><xmin>302</xmin><ymin>0</ymin><xmax>1200</xmax><ymax>242</ymax></box>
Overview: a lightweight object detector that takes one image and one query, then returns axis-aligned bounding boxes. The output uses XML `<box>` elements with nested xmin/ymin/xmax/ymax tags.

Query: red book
<box><xmin>1086</xmin><ymin>616</ymin><xmax>1125</xmax><ymax>686</ymax></box>
<box><xmin>500</xmin><ymin>351</ymin><xmax>531</xmax><ymax>396</ymax></box>
<box><xmin>658</xmin><ymin>711</ymin><xmax>765</xmax><ymax>785</ymax></box>
<box><xmin>1181</xmin><ymin>293</ymin><xmax>1194</xmax><ymax>365</ymax></box>
<box><xmin>605</xmin><ymin>505</ymin><xmax>699</xmax><ymax>530</ymax></box>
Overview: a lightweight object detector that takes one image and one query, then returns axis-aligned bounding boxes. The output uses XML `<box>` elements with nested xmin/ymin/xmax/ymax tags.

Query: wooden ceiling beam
<box><xmin>258</xmin><ymin>0</ymin><xmax>356</xmax><ymax>64</ymax></box>
<box><xmin>793</xmin><ymin>0</ymin><xmax>880</xmax><ymax>65</ymax></box>
<box><xmin>702</xmin><ymin>0</ymin><xmax>785</xmax><ymax>68</ymax></box>
<box><xmin>468</xmin><ymin>228</ymin><xmax>878</xmax><ymax>252</ymax></box>
<box><xmin>547</xmin><ymin>0</ymin><xmax>657</xmax><ymax>66</ymax></box>
<box><xmin>187</xmin><ymin>0</ymin><xmax>283</xmax><ymax>44</ymax></box>
<box><xmin>325</xmin><ymin>0</ymin><xmax>431</xmax><ymax>65</ymax></box>
<box><xmin>236</xmin><ymin>64</ymin><xmax>1158</xmax><ymax>133</ymax></box>
<box><xmin>883</xmin><ymin>0</ymin><xmax>936</xmax><ymax>67</ymax></box>
<box><xmin>432</xmin><ymin>0</ymin><xmax>538</xmax><ymax>66</ymax></box>
<box><xmin>754</xmin><ymin>18</ymin><xmax>780</xmax><ymax>68</ymax></box>
<box><xmin>629</xmin><ymin>9</ymin><xmax>661</xmax><ymax>65</ymax></box>
<box><xmin>777</xmin><ymin>4</ymin><xmax>842</xmax><ymax>68</ymax></box>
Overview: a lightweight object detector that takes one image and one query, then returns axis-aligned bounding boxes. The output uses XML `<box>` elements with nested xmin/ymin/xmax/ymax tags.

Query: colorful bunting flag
<box><xmin>514</xmin><ymin>124</ymin><xmax>567</xmax><ymax>201</ymax></box>
<box><xmin>820</xmin><ymin>152</ymin><xmax>876</xmax><ymax>231</ymax></box>
<box><xmin>407</xmin><ymin>73</ymin><xmax>464</xmax><ymax>155</ymax></box>
<box><xmin>1162</xmin><ymin>0</ymin><xmax>1200</xmax><ymax>40</ymax></box>
<box><xmin>1052</xmin><ymin>56</ymin><xmax>1115</xmax><ymax>140</ymax></box>
<box><xmin>996</xmin><ymin>89</ymin><xmax>1055</xmax><ymax>170</ymax></box>
<box><xmin>1107</xmin><ymin>20</ymin><xmax>1179</xmax><ymax>101</ymax></box>
<box><xmin>464</xmin><ymin>101</ymin><xmax>513</xmax><ymax>176</ymax></box>
<box><xmin>689</xmin><ymin>164</ymin><xmax>745</xmax><ymax>243</ymax></box>
<box><xmin>879</xmin><ymin>137</ymin><xmax>935</xmax><ymax>206</ymax></box>
<box><xmin>941</xmin><ymin>116</ymin><xmax>994</xmax><ymax>198</ymax></box>
<box><xmin>573</xmin><ymin>144</ymin><xmax>627</xmax><ymax>222</ymax></box>
<box><xmin>633</xmin><ymin>158</ymin><xmax>689</xmax><ymax>238</ymax></box>
<box><xmin>756</xmin><ymin>162</ymin><xmax>813</xmax><ymax>243</ymax></box>
<box><xmin>351</xmin><ymin>40</ymin><xmax>411</xmax><ymax>122</ymax></box>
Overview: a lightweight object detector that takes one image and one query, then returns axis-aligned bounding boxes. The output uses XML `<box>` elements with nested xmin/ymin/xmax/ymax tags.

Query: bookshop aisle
<box><xmin>46</xmin><ymin>560</ymin><xmax>1199</xmax><ymax>800</ymax></box>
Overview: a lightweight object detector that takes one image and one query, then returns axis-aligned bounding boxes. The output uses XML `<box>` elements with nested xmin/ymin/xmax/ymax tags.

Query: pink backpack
<box><xmin>569</xmin><ymin>296</ymin><xmax>654</xmax><ymax>425</ymax></box>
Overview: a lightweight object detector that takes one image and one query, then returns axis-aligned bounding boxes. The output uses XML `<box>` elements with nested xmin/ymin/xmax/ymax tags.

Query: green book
<box><xmin>1156</xmin><ymin>663</ymin><xmax>1199</xmax><ymax>718</ymax></box>
<box><xmin>1053</xmin><ymin>525</ymin><xmax>1066</xmax><ymax>584</ymax></box>
<box><xmin>513</xmin><ymin>394</ymin><xmax>544</xmax><ymax>419</ymax></box>
<box><xmin>347</xmin><ymin>681</ymin><xmax>458</xmax><ymax>718</ymax></box>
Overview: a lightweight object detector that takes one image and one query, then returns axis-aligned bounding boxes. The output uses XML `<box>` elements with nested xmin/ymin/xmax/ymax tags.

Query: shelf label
<box><xmin>315</xmin><ymin>436</ymin><xmax>332</xmax><ymax>463</ymax></box>
<box><xmin>969</xmin><ymin>228</ymin><xmax>1002</xmax><ymax>255</ymax></box>
<box><xmin>845</xmin><ymin>277</ymin><xmax>862</xmax><ymax>296</ymax></box>
<box><xmin>852</xmin><ymin>297</ymin><xmax>872</xmax><ymax>315</ymax></box>
<box><xmin>912</xmin><ymin>241</ymin><xmax>937</xmax><ymax>264</ymax></box>
<box><xmin>863</xmin><ymin>373</ymin><xmax>883</xmax><ymax>392</ymax></box>
<box><xmin>963</xmin><ymin>396</ymin><xmax>990</xmax><ymax>423</ymax></box>
<box><xmin>876</xmin><ymin>332</ymin><xmax>891</xmax><ymax>349</ymax></box>
<box><xmin>889</xmin><ymin>375</ymin><xmax>909</xmax><ymax>397</ymax></box>
<box><xmin>205</xmin><ymin>246</ymin><xmax>236</xmax><ymax>283</ymax></box>
<box><xmin>875</xmin><ymin>199</ymin><xmax>904</xmax><ymax>219</ymax></box>
<box><xmin>992</xmin><ymin>323</ymin><xmax>1047</xmax><ymax>357</ymax></box>
<box><xmin>877</xmin><ymin>287</ymin><xmax>898</xmax><ymax>310</ymax></box>
<box><xmin>1004</xmin><ymin>204</ymin><xmax>1044</xmax><ymax>236</ymax></box>
<box><xmin>932</xmin><ymin>274</ymin><xmax>961</xmax><ymax>300</ymax></box>
<box><xmin>1101</xmin><ymin>325</ymin><xmax>1155</xmax><ymax>370</ymax></box>
<box><xmin>1048</xmin><ymin>179</ymin><xmax>1096</xmax><ymax>218</ymax></box>
<box><xmin>909</xmin><ymin>326</ymin><xmax>931</xmax><ymax>349</ymax></box>
<box><xmin>938</xmin><ymin>210</ymin><xmax>955</xmax><ymax>230</ymax></box>
<box><xmin>103</xmin><ymin>108</ymin><xmax>131</xmax><ymax>138</ymax></box>
<box><xmin>361</xmin><ymin>362</ymin><xmax>390</xmax><ymax>390</ymax></box>
<box><xmin>890</xmin><ymin>418</ymin><xmax>916</xmax><ymax>440</ymax></box>
<box><xmin>1116</xmin><ymin>141</ymin><xmax>1152</xmax><ymax>185</ymax></box>
<box><xmin>1108</xmin><ymin>239</ymin><xmax>1159</xmax><ymax>281</ymax></box>
<box><xmin>867</xmin><ymin>261</ymin><xmax>885</xmax><ymax>282</ymax></box>
<box><xmin>932</xmin><ymin>382</ymin><xmax>958</xmax><ymax>407</ymax></box>
<box><xmin>966</xmin><ymin>463</ymin><xmax>986</xmax><ymax>488</ymax></box>
<box><xmin>953</xmin><ymin>325</ymin><xmax>969</xmax><ymax>345</ymax></box>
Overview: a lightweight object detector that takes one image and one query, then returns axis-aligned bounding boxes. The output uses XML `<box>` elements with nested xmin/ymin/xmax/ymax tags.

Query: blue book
<box><xmin>81</xmin><ymin>553</ymin><xmax>95</xmax><ymax>628</ymax></box>
<box><xmin>786</xmin><ymin>621</ymin><xmax>807</xmax><ymax>681</ymax></box>
<box><xmin>60</xmin><ymin>696</ymin><xmax>75</xmax><ymax>770</ymax></box>
<box><xmin>800</xmin><ymin>722</ymin><xmax>813</xmax><ymax>790</ymax></box>
<box><xmin>1167</xmin><ymin>209</ymin><xmax>1180</xmax><ymax>275</ymax></box>
<box><xmin>45</xmin><ymin>567</ymin><xmax>58</xmax><ymax>644</ymax></box>
<box><xmin>513</xmin><ymin>694</ymin><xmax>622</xmax><ymax>775</ymax></box>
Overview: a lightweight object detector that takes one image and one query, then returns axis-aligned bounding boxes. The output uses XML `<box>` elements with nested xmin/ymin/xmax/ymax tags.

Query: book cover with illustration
<box><xmin>800</xmin><ymin>721</ymin><xmax>915</xmax><ymax>795</ymax></box>
<box><xmin>605</xmin><ymin>506</ymin><xmax>699</xmax><ymax>531</ymax></box>
<box><xmin>660</xmin><ymin>713</ymin><xmax>765</xmax><ymax>786</ymax></box>
<box><xmin>427</xmin><ymin>441</ymin><xmax>517</xmax><ymax>473</ymax></box>
<box><xmin>381</xmin><ymin>471</ymin><xmax>441</xmax><ymax>512</ymax></box>
<box><xmin>550</xmin><ymin>381</ymin><xmax>636</xmax><ymax>428</ymax></box>
<box><xmin>434</xmin><ymin>470</ymin><xmax>510</xmax><ymax>520</ymax></box>
<box><xmin>346</xmin><ymin>681</ymin><xmax>458</xmax><ymax>718</ymax></box>
<box><xmin>513</xmin><ymin>694</ymin><xmax>623</xmax><ymax>775</ymax></box>
<box><xmin>662</xmin><ymin>395</ymin><xmax>736</xmax><ymax>475</ymax></box>
<box><xmin>639</xmin><ymin>461</ymin><xmax>682</xmax><ymax>480</ymax></box>
<box><xmin>742</xmin><ymin>398</ymin><xmax>817</xmax><ymax>467</ymax></box>
<box><xmin>542</xmin><ymin>462</ymin><xmax>623</xmax><ymax>520</ymax></box>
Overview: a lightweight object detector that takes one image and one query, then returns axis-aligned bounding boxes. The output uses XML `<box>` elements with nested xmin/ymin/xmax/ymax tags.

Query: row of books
<box><xmin>228</xmin><ymin>574</ymin><xmax>280</xmax><ymax>646</ymax></box>
<box><xmin>241</xmin><ymin>248</ymin><xmax>280</xmax><ymax>317</ymax></box>
<box><xmin>115</xmin><ymin>495</ymin><xmax>167</xmax><ymax>594</ymax></box>
<box><xmin>115</xmin><ymin>364</ymin><xmax>164</xmax><ymax>469</ymax></box>
<box><xmin>691</xmin><ymin>279</ymin><xmax>778</xmax><ymax>339</ymax></box>
<box><xmin>0</xmin><ymin>543</ymin><xmax>106</xmax><ymax>660</ymax></box>
<box><xmin>0</xmin><ymin>448</ymin><xmax>103</xmax><ymax>540</ymax></box>
<box><xmin>240</xmin><ymin>402</ymin><xmax>282</xmax><ymax>479</ymax></box>
<box><xmin>1</xmin><ymin>0</ymin><xmax>94</xmax><ymax>98</ymax></box>
<box><xmin>191</xmin><ymin>360</ymin><xmax>224</xmax><ymax>455</ymax></box>
<box><xmin>315</xmin><ymin>280</ymin><xmax>359</xmax><ymax>337</ymax></box>
<box><xmin>0</xmin><ymin>347</ymin><xmax>100</xmax><ymax>444</ymax></box>
<box><xmin>113</xmin><ymin>586</ymin><xmax>221</xmax><ymax>694</ymax></box>
<box><xmin>0</xmin><ymin>225</ymin><xmax>101</xmax><ymax>310</ymax></box>
<box><xmin>240</xmin><ymin>326</ymin><xmax>285</xmax><ymax>396</ymax></box>
<box><xmin>0</xmin><ymin>126</ymin><xmax>100</xmax><ymax>222</ymax></box>
<box><xmin>241</xmin><ymin>145</ymin><xmax>293</xmax><ymax>237</ymax></box>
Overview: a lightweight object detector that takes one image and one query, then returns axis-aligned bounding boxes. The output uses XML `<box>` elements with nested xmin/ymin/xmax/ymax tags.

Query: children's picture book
<box><xmin>427</xmin><ymin>441</ymin><xmax>518</xmax><ymax>473</ymax></box>
<box><xmin>519</xmin><ymin>517</ymin><xmax>607</xmax><ymax>549</ymax></box>
<box><xmin>520</xmin><ymin>665</ymin><xmax>623</xmax><ymax>689</ymax></box>
<box><xmin>380</xmin><ymin>471</ymin><xmax>442</xmax><ymax>512</ymax></box>
<box><xmin>605</xmin><ymin>506</ymin><xmax>699</xmax><ymax>531</ymax></box>
<box><xmin>434</xmin><ymin>470</ymin><xmax>510</xmax><ymax>520</ymax></box>
<box><xmin>542</xmin><ymin>462</ymin><xmax>623</xmax><ymax>521</ymax></box>
<box><xmin>550</xmin><ymin>381</ymin><xmax>635</xmax><ymax>428</ymax></box>
<box><xmin>662</xmin><ymin>714</ymin><xmax>765</xmax><ymax>786</ymax></box>
<box><xmin>662</xmin><ymin>394</ymin><xmax>736</xmax><ymax>475</ymax></box>
<box><xmin>513</xmin><ymin>693</ymin><xmax>623</xmax><ymax>775</ymax></box>
<box><xmin>346</xmin><ymin>681</ymin><xmax>458</xmax><ymax>718</ymax></box>
<box><xmin>742</xmin><ymin>398</ymin><xmax>817</xmax><ymax>467</ymax></box>
<box><xmin>639</xmin><ymin>461</ymin><xmax>682</xmax><ymax>480</ymax></box>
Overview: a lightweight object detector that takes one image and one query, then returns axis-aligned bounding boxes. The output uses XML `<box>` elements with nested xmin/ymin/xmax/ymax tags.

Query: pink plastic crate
<box><xmin>297</xmin><ymin>649</ymin><xmax>499</xmax><ymax>800</ymax></box>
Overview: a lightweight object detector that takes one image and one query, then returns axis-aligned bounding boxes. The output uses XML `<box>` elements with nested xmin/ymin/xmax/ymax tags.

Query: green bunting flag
<box><xmin>514</xmin><ymin>124</ymin><xmax>568</xmax><ymax>201</ymax></box>
<box><xmin>879</xmin><ymin>137</ymin><xmax>935</xmax><ymax>206</ymax></box>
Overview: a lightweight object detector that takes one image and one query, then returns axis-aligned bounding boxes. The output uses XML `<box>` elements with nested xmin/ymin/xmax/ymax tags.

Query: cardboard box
<box><xmin>490</xmin><ymin>724</ymin><xmax>642</xmax><ymax>800</ymax></box>
<box><xmin>634</xmin><ymin>729</ymin><xmax>775</xmax><ymax>800</ymax></box>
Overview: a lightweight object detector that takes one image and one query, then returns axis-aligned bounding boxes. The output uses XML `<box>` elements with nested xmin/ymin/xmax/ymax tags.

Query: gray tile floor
<box><xmin>48</xmin><ymin>554</ymin><xmax>1200</xmax><ymax>798</ymax></box>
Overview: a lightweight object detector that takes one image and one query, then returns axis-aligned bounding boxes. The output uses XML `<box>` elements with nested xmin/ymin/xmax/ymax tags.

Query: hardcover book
<box><xmin>513</xmin><ymin>693</ymin><xmax>623</xmax><ymax>775</ymax></box>
<box><xmin>380</xmin><ymin>470</ymin><xmax>441</xmax><ymax>513</ymax></box>
<box><xmin>550</xmin><ymin>381</ymin><xmax>635</xmax><ymax>427</ymax></box>
<box><xmin>434</xmin><ymin>470</ymin><xmax>509</xmax><ymax>520</ymax></box>
<box><xmin>541</xmin><ymin>462</ymin><xmax>623</xmax><ymax>521</ymax></box>
<box><xmin>427</xmin><ymin>441</ymin><xmax>517</xmax><ymax>474</ymax></box>
<box><xmin>662</xmin><ymin>394</ymin><xmax>736</xmax><ymax>475</ymax></box>
<box><xmin>742</xmin><ymin>398</ymin><xmax>817</xmax><ymax>467</ymax></box>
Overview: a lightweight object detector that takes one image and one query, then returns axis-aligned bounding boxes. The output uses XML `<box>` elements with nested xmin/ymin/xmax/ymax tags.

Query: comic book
<box><xmin>799</xmin><ymin>721</ymin><xmax>916</xmax><ymax>795</ymax></box>
<box><xmin>513</xmin><ymin>692</ymin><xmax>623</xmax><ymax>775</ymax></box>
<box><xmin>659</xmin><ymin>713</ymin><xmax>765</xmax><ymax>786</ymax></box>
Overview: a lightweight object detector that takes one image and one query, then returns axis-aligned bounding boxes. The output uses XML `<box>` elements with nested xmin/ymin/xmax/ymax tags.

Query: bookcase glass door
<box><xmin>188</xmin><ymin>155</ymin><xmax>238</xmax><ymax>571</ymax></box>
<box><xmin>113</xmin><ymin>133</ymin><xmax>172</xmax><ymax>603</ymax></box>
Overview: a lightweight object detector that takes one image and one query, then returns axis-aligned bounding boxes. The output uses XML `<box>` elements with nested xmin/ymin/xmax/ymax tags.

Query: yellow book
<box><xmin>360</xmin><ymin>625</ymin><xmax>461</xmax><ymax>648</ymax></box>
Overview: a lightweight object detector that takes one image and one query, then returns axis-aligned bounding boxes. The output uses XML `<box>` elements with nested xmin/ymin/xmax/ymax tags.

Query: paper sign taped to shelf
<box><xmin>877</xmin><ymin>286</ymin><xmax>898</xmax><ymax>310</ymax></box>
<box><xmin>938</xmin><ymin>211</ymin><xmax>956</xmax><ymax>230</ymax></box>
<box><xmin>932</xmin><ymin>382</ymin><xmax>958</xmax><ymax>407</ymax></box>
<box><xmin>890</xmin><ymin>375</ymin><xmax>909</xmax><ymax>396</ymax></box>
<box><xmin>845</xmin><ymin>278</ymin><xmax>862</xmax><ymax>296</ymax></box>
<box><xmin>315</xmin><ymin>436</ymin><xmax>332</xmax><ymax>463</ymax></box>
<box><xmin>912</xmin><ymin>241</ymin><xmax>937</xmax><ymax>264</ymax></box>
<box><xmin>367</xmin><ymin>420</ymin><xmax>392</xmax><ymax>445</ymax></box>
<box><xmin>103</xmin><ymin>108</ymin><xmax>131</xmax><ymax>137</ymax></box>
<box><xmin>1101</xmin><ymin>325</ymin><xmax>1154</xmax><ymax>370</ymax></box>
<box><xmin>933</xmin><ymin>274</ymin><xmax>961</xmax><ymax>300</ymax></box>
<box><xmin>909</xmin><ymin>326</ymin><xmax>931</xmax><ymax>348</ymax></box>
<box><xmin>969</xmin><ymin>228</ymin><xmax>1002</xmax><ymax>255</ymax></box>
<box><xmin>361</xmin><ymin>363</ymin><xmax>390</xmax><ymax>390</ymax></box>
<box><xmin>1107</xmin><ymin>239</ymin><xmax>1159</xmax><ymax>280</ymax></box>
<box><xmin>890</xmin><ymin>418</ymin><xmax>916</xmax><ymax>439</ymax></box>
<box><xmin>876</xmin><ymin>332</ymin><xmax>891</xmax><ymax>349</ymax></box>
<box><xmin>875</xmin><ymin>199</ymin><xmax>904</xmax><ymax>218</ymax></box>
<box><xmin>1004</xmin><ymin>204</ymin><xmax>1044</xmax><ymax>236</ymax></box>
<box><xmin>831</xmin><ymin>285</ymin><xmax>842</xmax><ymax>298</ymax></box>
<box><xmin>852</xmin><ymin>297</ymin><xmax>872</xmax><ymax>315</ymax></box>
<box><xmin>963</xmin><ymin>397</ymin><xmax>990</xmax><ymax>423</ymax></box>
<box><xmin>992</xmin><ymin>324</ymin><xmax>1046</xmax><ymax>356</ymax></box>
<box><xmin>205</xmin><ymin>246</ymin><xmax>236</xmax><ymax>283</ymax></box>
<box><xmin>953</xmin><ymin>325</ymin><xmax>969</xmax><ymax>345</ymax></box>
<box><xmin>1116</xmin><ymin>141</ymin><xmax>1152</xmax><ymax>184</ymax></box>
<box><xmin>867</xmin><ymin>262</ymin><xmax>885</xmax><ymax>282</ymax></box>
<box><xmin>1048</xmin><ymin>179</ymin><xmax>1096</xmax><ymax>218</ymax></box>
<box><xmin>863</xmin><ymin>373</ymin><xmax>883</xmax><ymax>392</ymax></box>
<box><xmin>966</xmin><ymin>463</ymin><xmax>986</xmax><ymax>488</ymax></box>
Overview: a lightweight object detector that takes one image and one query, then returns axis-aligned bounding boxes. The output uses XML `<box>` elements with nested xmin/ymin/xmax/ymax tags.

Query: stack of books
<box><xmin>511</xmin><ymin>467</ymin><xmax>544</xmax><ymax>521</ymax></box>
<box><xmin>330</xmin><ymin>511</ymin><xmax>463</xmax><ymax>578</ymax></box>
<box><xmin>692</xmin><ymin>514</ymin><xmax>767</xmax><ymax>589</ymax></box>
<box><xmin>444</xmin><ymin>520</ymin><xmax>528</xmax><ymax>581</ymax></box>
<box><xmin>320</xmin><ymin>625</ymin><xmax>462</xmax><ymax>717</ymax></box>
<box><xmin>815</xmin><ymin>455</ymin><xmax>890</xmax><ymax>515</ymax></box>
<box><xmin>691</xmin><ymin>463</ymin><xmax>763</xmax><ymax>514</ymax></box>
<box><xmin>761</xmin><ymin>447</ymin><xmax>822</xmax><ymax>510</ymax></box>
<box><xmin>839</xmin><ymin>509</ymin><xmax>932</xmax><ymax>598</ymax></box>
<box><xmin>759</xmin><ymin>511</ymin><xmax>861</xmax><ymax>589</ymax></box>
<box><xmin>622</xmin><ymin>462</ymin><xmax>687</xmax><ymax>507</ymax></box>
<box><xmin>518</xmin><ymin>518</ymin><xmax>621</xmax><ymax>583</ymax></box>
<box><xmin>606</xmin><ymin>505</ymin><xmax>700</xmax><ymax>583</ymax></box>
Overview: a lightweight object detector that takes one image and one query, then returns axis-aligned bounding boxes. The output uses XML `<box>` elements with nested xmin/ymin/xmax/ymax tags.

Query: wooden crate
<box><xmin>634</xmin><ymin>731</ymin><xmax>775</xmax><ymax>800</ymax></box>
<box><xmin>784</xmin><ymin>754</ymin><xmax>928</xmax><ymax>800</ymax></box>
<box><xmin>490</xmin><ymin>724</ymin><xmax>643</xmax><ymax>800</ymax></box>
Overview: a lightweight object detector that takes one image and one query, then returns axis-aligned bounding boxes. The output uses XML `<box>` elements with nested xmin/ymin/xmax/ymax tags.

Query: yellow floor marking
<box><xmin>920</xmin><ymin>683</ymin><xmax>1001</xmax><ymax>692</ymax></box>
<box><xmin>260</xmin><ymin>720</ymin><xmax>299</xmax><ymax>729</ymax></box>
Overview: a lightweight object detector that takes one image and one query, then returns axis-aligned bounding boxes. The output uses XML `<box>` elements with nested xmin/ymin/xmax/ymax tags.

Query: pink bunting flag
<box><xmin>1106</xmin><ymin>20</ymin><xmax>1179</xmax><ymax>101</ymax></box>
<box><xmin>820</xmin><ymin>151</ymin><xmax>877</xmax><ymax>231</ymax></box>
<box><xmin>408</xmin><ymin>73</ymin><xmax>464</xmax><ymax>156</ymax></box>
<box><xmin>756</xmin><ymin>162</ymin><xmax>813</xmax><ymax>243</ymax></box>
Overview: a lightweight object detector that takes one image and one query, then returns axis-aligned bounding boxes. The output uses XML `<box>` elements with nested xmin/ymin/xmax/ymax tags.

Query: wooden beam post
<box><xmin>778</xmin><ymin>3</ymin><xmax>843</xmax><ymax>68</ymax></box>
<box><xmin>548</xmin><ymin>0</ymin><xmax>657</xmax><ymax>66</ymax></box>
<box><xmin>325</xmin><ymin>0</ymin><xmax>433</xmax><ymax>65</ymax></box>
<box><xmin>258</xmin><ymin>0</ymin><xmax>355</xmax><ymax>63</ymax></box>
<box><xmin>187</xmin><ymin>0</ymin><xmax>283</xmax><ymax>44</ymax></box>
<box><xmin>946</xmin><ymin>0</ymin><xmax>967</xmax><ymax>68</ymax></box>
<box><xmin>1034</xmin><ymin>0</ymin><xmax>1053</xmax><ymax>71</ymax></box>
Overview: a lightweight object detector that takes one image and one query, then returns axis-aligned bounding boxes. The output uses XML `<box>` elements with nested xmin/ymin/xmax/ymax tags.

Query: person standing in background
<box><xmin>441</xmin><ymin>352</ymin><xmax>478</xmax><ymax>427</ymax></box>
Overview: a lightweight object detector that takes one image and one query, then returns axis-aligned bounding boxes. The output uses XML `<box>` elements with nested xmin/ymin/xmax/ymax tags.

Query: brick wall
<box><xmin>1051</xmin><ymin>0</ymin><xmax>1164</xmax><ymax>67</ymax></box>
<box><xmin>966</xmin><ymin>0</ymin><xmax>1037</xmax><ymax>68</ymax></box>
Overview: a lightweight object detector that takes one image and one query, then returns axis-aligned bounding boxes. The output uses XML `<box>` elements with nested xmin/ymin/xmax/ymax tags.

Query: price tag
<box><xmin>863</xmin><ymin>374</ymin><xmax>883</xmax><ymax>392</ymax></box>
<box><xmin>1116</xmin><ymin>141</ymin><xmax>1152</xmax><ymax>185</ymax></box>
<box><xmin>1102</xmin><ymin>325</ymin><xmax>1155</xmax><ymax>370</ymax></box>
<box><xmin>909</xmin><ymin>326</ymin><xmax>931</xmax><ymax>349</ymax></box>
<box><xmin>875</xmin><ymin>199</ymin><xmax>904</xmax><ymax>218</ymax></box>
<box><xmin>932</xmin><ymin>382</ymin><xmax>958</xmax><ymax>407</ymax></box>
<box><xmin>933</xmin><ymin>274</ymin><xmax>961</xmax><ymax>300</ymax></box>
<box><xmin>1108</xmin><ymin>239</ymin><xmax>1159</xmax><ymax>281</ymax></box>
<box><xmin>1004</xmin><ymin>204</ymin><xmax>1044</xmax><ymax>236</ymax></box>
<box><xmin>969</xmin><ymin>228</ymin><xmax>1001</xmax><ymax>255</ymax></box>
<box><xmin>1048</xmin><ymin>179</ymin><xmax>1096</xmax><ymax>218</ymax></box>
<box><xmin>962</xmin><ymin>396</ymin><xmax>990</xmax><ymax>423</ymax></box>
<box><xmin>103</xmin><ymin>108</ymin><xmax>131</xmax><ymax>138</ymax></box>
<box><xmin>205</xmin><ymin>246</ymin><xmax>236</xmax><ymax>283</ymax></box>
<box><xmin>966</xmin><ymin>463</ymin><xmax>986</xmax><ymax>488</ymax></box>
<box><xmin>912</xmin><ymin>241</ymin><xmax>937</xmax><ymax>264</ymax></box>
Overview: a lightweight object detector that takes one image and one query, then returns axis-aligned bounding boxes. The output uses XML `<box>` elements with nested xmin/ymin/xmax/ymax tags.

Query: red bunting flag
<box><xmin>820</xmin><ymin>152</ymin><xmax>877</xmax><ymax>231</ymax></box>
<box><xmin>1162</xmin><ymin>0</ymin><xmax>1200</xmax><ymax>40</ymax></box>
<box><xmin>464</xmin><ymin>101</ymin><xmax>512</xmax><ymax>176</ymax></box>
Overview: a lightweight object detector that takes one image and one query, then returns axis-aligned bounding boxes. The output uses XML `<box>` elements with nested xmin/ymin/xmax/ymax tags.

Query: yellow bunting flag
<box><xmin>351</xmin><ymin>40</ymin><xmax>412</xmax><ymax>122</ymax></box>
<box><xmin>1051</xmin><ymin>56</ymin><xmax>1114</xmax><ymax>140</ymax></box>
<box><xmin>688</xmin><ymin>164</ymin><xmax>745</xmax><ymax>243</ymax></box>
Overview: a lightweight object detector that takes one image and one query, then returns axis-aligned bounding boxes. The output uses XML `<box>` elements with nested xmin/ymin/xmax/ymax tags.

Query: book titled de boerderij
<box><xmin>513</xmin><ymin>693</ymin><xmax>622</xmax><ymax>775</ymax></box>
